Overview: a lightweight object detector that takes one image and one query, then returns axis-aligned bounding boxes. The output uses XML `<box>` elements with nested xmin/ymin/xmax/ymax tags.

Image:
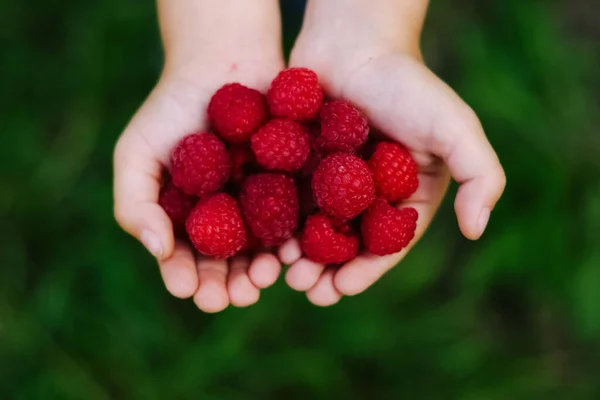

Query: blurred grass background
<box><xmin>1</xmin><ymin>0</ymin><xmax>599</xmax><ymax>398</ymax></box>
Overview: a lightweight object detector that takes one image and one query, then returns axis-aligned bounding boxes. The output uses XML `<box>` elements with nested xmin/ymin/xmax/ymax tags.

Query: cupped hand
<box><xmin>279</xmin><ymin>38</ymin><xmax>506</xmax><ymax>306</ymax></box>
<box><xmin>113</xmin><ymin>60</ymin><xmax>284</xmax><ymax>312</ymax></box>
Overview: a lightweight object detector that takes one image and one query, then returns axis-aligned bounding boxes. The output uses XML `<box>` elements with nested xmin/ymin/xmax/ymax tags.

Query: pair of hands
<box><xmin>113</xmin><ymin>3</ymin><xmax>505</xmax><ymax>312</ymax></box>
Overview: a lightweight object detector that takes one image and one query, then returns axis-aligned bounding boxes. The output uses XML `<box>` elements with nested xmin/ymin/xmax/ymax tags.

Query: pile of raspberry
<box><xmin>159</xmin><ymin>68</ymin><xmax>419</xmax><ymax>263</ymax></box>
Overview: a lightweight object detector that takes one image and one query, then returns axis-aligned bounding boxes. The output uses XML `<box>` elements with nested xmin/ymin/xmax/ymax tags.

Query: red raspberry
<box><xmin>251</xmin><ymin>119</ymin><xmax>310</xmax><ymax>172</ymax></box>
<box><xmin>207</xmin><ymin>83</ymin><xmax>268</xmax><ymax>144</ymax></box>
<box><xmin>229</xmin><ymin>145</ymin><xmax>257</xmax><ymax>184</ymax></box>
<box><xmin>158</xmin><ymin>179</ymin><xmax>197</xmax><ymax>232</ymax></box>
<box><xmin>186</xmin><ymin>193</ymin><xmax>247</xmax><ymax>258</ymax></box>
<box><xmin>171</xmin><ymin>132</ymin><xmax>232</xmax><ymax>197</ymax></box>
<box><xmin>267</xmin><ymin>68</ymin><xmax>323</xmax><ymax>121</ymax></box>
<box><xmin>368</xmin><ymin>142</ymin><xmax>419</xmax><ymax>202</ymax></box>
<box><xmin>361</xmin><ymin>199</ymin><xmax>418</xmax><ymax>256</ymax></box>
<box><xmin>239</xmin><ymin>173</ymin><xmax>299</xmax><ymax>246</ymax></box>
<box><xmin>317</xmin><ymin>100</ymin><xmax>369</xmax><ymax>153</ymax></box>
<box><xmin>301</xmin><ymin>213</ymin><xmax>359</xmax><ymax>264</ymax></box>
<box><xmin>312</xmin><ymin>153</ymin><xmax>375</xmax><ymax>220</ymax></box>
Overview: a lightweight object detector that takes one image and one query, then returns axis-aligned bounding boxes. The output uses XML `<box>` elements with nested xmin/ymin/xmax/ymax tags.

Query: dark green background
<box><xmin>1</xmin><ymin>0</ymin><xmax>599</xmax><ymax>398</ymax></box>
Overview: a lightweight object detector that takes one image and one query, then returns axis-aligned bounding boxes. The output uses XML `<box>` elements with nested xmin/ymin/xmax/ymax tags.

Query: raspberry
<box><xmin>229</xmin><ymin>145</ymin><xmax>257</xmax><ymax>184</ymax></box>
<box><xmin>171</xmin><ymin>132</ymin><xmax>231</xmax><ymax>197</ymax></box>
<box><xmin>207</xmin><ymin>83</ymin><xmax>268</xmax><ymax>144</ymax></box>
<box><xmin>267</xmin><ymin>68</ymin><xmax>323</xmax><ymax>121</ymax></box>
<box><xmin>317</xmin><ymin>100</ymin><xmax>369</xmax><ymax>153</ymax></box>
<box><xmin>251</xmin><ymin>119</ymin><xmax>310</xmax><ymax>172</ymax></box>
<box><xmin>368</xmin><ymin>142</ymin><xmax>419</xmax><ymax>202</ymax></box>
<box><xmin>158</xmin><ymin>179</ymin><xmax>197</xmax><ymax>232</ymax></box>
<box><xmin>361</xmin><ymin>199</ymin><xmax>418</xmax><ymax>256</ymax></box>
<box><xmin>312</xmin><ymin>153</ymin><xmax>375</xmax><ymax>220</ymax></box>
<box><xmin>185</xmin><ymin>193</ymin><xmax>247</xmax><ymax>258</ymax></box>
<box><xmin>239</xmin><ymin>173</ymin><xmax>299</xmax><ymax>246</ymax></box>
<box><xmin>171</xmin><ymin>132</ymin><xmax>232</xmax><ymax>197</ymax></box>
<box><xmin>301</xmin><ymin>213</ymin><xmax>359</xmax><ymax>264</ymax></box>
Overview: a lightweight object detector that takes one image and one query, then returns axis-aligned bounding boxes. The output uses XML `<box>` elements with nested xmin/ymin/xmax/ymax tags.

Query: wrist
<box><xmin>159</xmin><ymin>0</ymin><xmax>282</xmax><ymax>86</ymax></box>
<box><xmin>297</xmin><ymin>0</ymin><xmax>427</xmax><ymax>58</ymax></box>
<box><xmin>162</xmin><ymin>30</ymin><xmax>283</xmax><ymax>77</ymax></box>
<box><xmin>160</xmin><ymin>56</ymin><xmax>284</xmax><ymax>97</ymax></box>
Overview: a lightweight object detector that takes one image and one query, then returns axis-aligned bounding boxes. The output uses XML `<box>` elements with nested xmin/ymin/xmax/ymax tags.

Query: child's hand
<box><xmin>114</xmin><ymin>64</ymin><xmax>284</xmax><ymax>312</ymax></box>
<box><xmin>113</xmin><ymin>0</ymin><xmax>284</xmax><ymax>312</ymax></box>
<box><xmin>278</xmin><ymin>0</ymin><xmax>506</xmax><ymax>306</ymax></box>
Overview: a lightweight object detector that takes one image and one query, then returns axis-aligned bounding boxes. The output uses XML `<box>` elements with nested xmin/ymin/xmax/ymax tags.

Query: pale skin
<box><xmin>114</xmin><ymin>0</ymin><xmax>285</xmax><ymax>312</ymax></box>
<box><xmin>114</xmin><ymin>0</ymin><xmax>506</xmax><ymax>311</ymax></box>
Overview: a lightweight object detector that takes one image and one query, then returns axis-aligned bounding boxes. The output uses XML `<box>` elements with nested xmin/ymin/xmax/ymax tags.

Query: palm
<box><xmin>135</xmin><ymin>67</ymin><xmax>281</xmax><ymax>165</ymax></box>
<box><xmin>114</xmin><ymin>64</ymin><xmax>284</xmax><ymax>312</ymax></box>
<box><xmin>280</xmin><ymin>52</ymin><xmax>504</xmax><ymax>305</ymax></box>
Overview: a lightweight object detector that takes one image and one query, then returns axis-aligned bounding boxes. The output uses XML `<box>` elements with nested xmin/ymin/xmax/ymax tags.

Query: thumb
<box><xmin>434</xmin><ymin>103</ymin><xmax>506</xmax><ymax>240</ymax></box>
<box><xmin>113</xmin><ymin>133</ymin><xmax>174</xmax><ymax>259</ymax></box>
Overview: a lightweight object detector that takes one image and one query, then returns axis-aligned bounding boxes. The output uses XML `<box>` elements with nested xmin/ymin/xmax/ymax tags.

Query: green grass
<box><xmin>1</xmin><ymin>0</ymin><xmax>599</xmax><ymax>398</ymax></box>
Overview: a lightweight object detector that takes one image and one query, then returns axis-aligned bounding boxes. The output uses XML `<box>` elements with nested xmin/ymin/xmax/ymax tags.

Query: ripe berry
<box><xmin>158</xmin><ymin>179</ymin><xmax>197</xmax><ymax>232</ymax></box>
<box><xmin>251</xmin><ymin>119</ymin><xmax>310</xmax><ymax>172</ymax></box>
<box><xmin>368</xmin><ymin>141</ymin><xmax>418</xmax><ymax>202</ymax></box>
<box><xmin>267</xmin><ymin>68</ymin><xmax>323</xmax><ymax>121</ymax></box>
<box><xmin>171</xmin><ymin>132</ymin><xmax>232</xmax><ymax>197</ymax></box>
<box><xmin>301</xmin><ymin>213</ymin><xmax>359</xmax><ymax>264</ymax></box>
<box><xmin>208</xmin><ymin>83</ymin><xmax>268</xmax><ymax>144</ymax></box>
<box><xmin>361</xmin><ymin>199</ymin><xmax>418</xmax><ymax>256</ymax></box>
<box><xmin>317</xmin><ymin>100</ymin><xmax>369</xmax><ymax>153</ymax></box>
<box><xmin>186</xmin><ymin>193</ymin><xmax>247</xmax><ymax>258</ymax></box>
<box><xmin>312</xmin><ymin>153</ymin><xmax>375</xmax><ymax>220</ymax></box>
<box><xmin>239</xmin><ymin>173</ymin><xmax>299</xmax><ymax>246</ymax></box>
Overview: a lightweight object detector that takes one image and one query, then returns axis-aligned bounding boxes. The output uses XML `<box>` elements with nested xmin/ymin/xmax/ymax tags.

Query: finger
<box><xmin>157</xmin><ymin>239</ymin><xmax>198</xmax><ymax>298</ymax></box>
<box><xmin>248</xmin><ymin>253</ymin><xmax>281</xmax><ymax>289</ymax></box>
<box><xmin>334</xmin><ymin>252</ymin><xmax>403</xmax><ymax>297</ymax></box>
<box><xmin>285</xmin><ymin>258</ymin><xmax>326</xmax><ymax>292</ymax></box>
<box><xmin>227</xmin><ymin>257</ymin><xmax>260</xmax><ymax>307</ymax></box>
<box><xmin>435</xmin><ymin>105</ymin><xmax>506</xmax><ymax>239</ymax></box>
<box><xmin>306</xmin><ymin>268</ymin><xmax>342</xmax><ymax>307</ymax></box>
<box><xmin>334</xmin><ymin>172</ymin><xmax>446</xmax><ymax>296</ymax></box>
<box><xmin>278</xmin><ymin>238</ymin><xmax>302</xmax><ymax>265</ymax></box>
<box><xmin>113</xmin><ymin>133</ymin><xmax>174</xmax><ymax>260</ymax></box>
<box><xmin>194</xmin><ymin>257</ymin><xmax>229</xmax><ymax>313</ymax></box>
<box><xmin>340</xmin><ymin>55</ymin><xmax>505</xmax><ymax>240</ymax></box>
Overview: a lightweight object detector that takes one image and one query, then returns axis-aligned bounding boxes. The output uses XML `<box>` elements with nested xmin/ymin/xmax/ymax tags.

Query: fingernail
<box><xmin>477</xmin><ymin>208</ymin><xmax>491</xmax><ymax>237</ymax></box>
<box><xmin>141</xmin><ymin>230</ymin><xmax>163</xmax><ymax>258</ymax></box>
